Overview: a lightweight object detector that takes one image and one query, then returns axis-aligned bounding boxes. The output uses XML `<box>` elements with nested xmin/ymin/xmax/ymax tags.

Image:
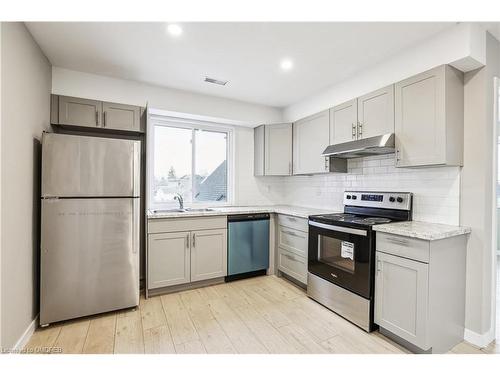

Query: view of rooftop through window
<box><xmin>152</xmin><ymin>121</ymin><xmax>229</xmax><ymax>207</ymax></box>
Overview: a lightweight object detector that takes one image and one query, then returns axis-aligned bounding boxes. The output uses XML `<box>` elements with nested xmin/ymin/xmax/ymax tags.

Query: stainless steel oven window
<box><xmin>317</xmin><ymin>234</ymin><xmax>355</xmax><ymax>273</ymax></box>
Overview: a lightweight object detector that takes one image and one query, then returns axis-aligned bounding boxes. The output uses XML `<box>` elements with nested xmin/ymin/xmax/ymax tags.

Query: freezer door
<box><xmin>40</xmin><ymin>198</ymin><xmax>140</xmax><ymax>325</ymax></box>
<box><xmin>42</xmin><ymin>132</ymin><xmax>140</xmax><ymax>197</ymax></box>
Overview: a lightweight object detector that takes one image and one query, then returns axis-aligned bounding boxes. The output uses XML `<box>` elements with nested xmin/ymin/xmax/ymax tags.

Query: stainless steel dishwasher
<box><xmin>226</xmin><ymin>213</ymin><xmax>270</xmax><ymax>281</ymax></box>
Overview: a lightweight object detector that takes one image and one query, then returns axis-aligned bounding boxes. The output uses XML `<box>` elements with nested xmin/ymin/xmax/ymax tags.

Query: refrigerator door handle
<box><xmin>132</xmin><ymin>141</ymin><xmax>141</xmax><ymax>197</ymax></box>
<box><xmin>132</xmin><ymin>198</ymin><xmax>139</xmax><ymax>254</ymax></box>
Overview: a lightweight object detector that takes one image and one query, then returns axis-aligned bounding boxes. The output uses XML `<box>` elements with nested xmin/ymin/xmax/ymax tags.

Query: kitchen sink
<box><xmin>184</xmin><ymin>208</ymin><xmax>216</xmax><ymax>212</ymax></box>
<box><xmin>152</xmin><ymin>208</ymin><xmax>216</xmax><ymax>214</ymax></box>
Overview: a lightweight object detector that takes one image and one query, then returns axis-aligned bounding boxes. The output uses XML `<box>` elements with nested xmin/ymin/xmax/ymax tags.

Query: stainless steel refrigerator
<box><xmin>40</xmin><ymin>132</ymin><xmax>140</xmax><ymax>326</ymax></box>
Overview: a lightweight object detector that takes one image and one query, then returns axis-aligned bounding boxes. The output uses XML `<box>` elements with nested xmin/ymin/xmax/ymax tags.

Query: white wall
<box><xmin>461</xmin><ymin>32</ymin><xmax>500</xmax><ymax>343</ymax></box>
<box><xmin>283</xmin><ymin>23</ymin><xmax>485</xmax><ymax>122</ymax></box>
<box><xmin>52</xmin><ymin>67</ymin><xmax>283</xmax><ymax>125</ymax></box>
<box><xmin>53</xmin><ymin>67</ymin><xmax>285</xmax><ymax>207</ymax></box>
<box><xmin>274</xmin><ymin>155</ymin><xmax>461</xmax><ymax>225</ymax></box>
<box><xmin>233</xmin><ymin>126</ymin><xmax>284</xmax><ymax>205</ymax></box>
<box><xmin>1</xmin><ymin>23</ymin><xmax>52</xmax><ymax>349</ymax></box>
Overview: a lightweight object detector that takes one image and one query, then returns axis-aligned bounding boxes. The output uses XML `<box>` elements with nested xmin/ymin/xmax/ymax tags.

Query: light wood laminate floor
<box><xmin>24</xmin><ymin>275</ymin><xmax>495</xmax><ymax>354</ymax></box>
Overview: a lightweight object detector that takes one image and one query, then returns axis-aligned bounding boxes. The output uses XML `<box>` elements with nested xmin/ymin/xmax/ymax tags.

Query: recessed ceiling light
<box><xmin>166</xmin><ymin>24</ymin><xmax>183</xmax><ymax>37</ymax></box>
<box><xmin>280</xmin><ymin>58</ymin><xmax>293</xmax><ymax>71</ymax></box>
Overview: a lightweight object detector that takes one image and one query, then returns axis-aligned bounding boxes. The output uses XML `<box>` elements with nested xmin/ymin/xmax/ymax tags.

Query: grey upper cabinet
<box><xmin>329</xmin><ymin>86</ymin><xmax>394</xmax><ymax>145</ymax></box>
<box><xmin>102</xmin><ymin>101</ymin><xmax>142</xmax><ymax>132</ymax></box>
<box><xmin>394</xmin><ymin>65</ymin><xmax>463</xmax><ymax>167</ymax></box>
<box><xmin>293</xmin><ymin>110</ymin><xmax>330</xmax><ymax>175</ymax></box>
<box><xmin>329</xmin><ymin>99</ymin><xmax>357</xmax><ymax>144</ymax></box>
<box><xmin>58</xmin><ymin>95</ymin><xmax>102</xmax><ymax>128</ymax></box>
<box><xmin>254</xmin><ymin>123</ymin><xmax>292</xmax><ymax>176</ymax></box>
<box><xmin>357</xmin><ymin>85</ymin><xmax>394</xmax><ymax>139</ymax></box>
<box><xmin>52</xmin><ymin>94</ymin><xmax>144</xmax><ymax>133</ymax></box>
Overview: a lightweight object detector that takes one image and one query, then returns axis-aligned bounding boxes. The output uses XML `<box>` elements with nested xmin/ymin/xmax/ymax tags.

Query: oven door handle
<box><xmin>308</xmin><ymin>221</ymin><xmax>368</xmax><ymax>237</ymax></box>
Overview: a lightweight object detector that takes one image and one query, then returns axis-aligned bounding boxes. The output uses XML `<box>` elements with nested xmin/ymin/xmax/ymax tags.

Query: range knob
<box><xmin>397</xmin><ymin>197</ymin><xmax>404</xmax><ymax>203</ymax></box>
<box><xmin>346</xmin><ymin>195</ymin><xmax>352</xmax><ymax>199</ymax></box>
<box><xmin>389</xmin><ymin>196</ymin><xmax>395</xmax><ymax>202</ymax></box>
<box><xmin>352</xmin><ymin>195</ymin><xmax>357</xmax><ymax>200</ymax></box>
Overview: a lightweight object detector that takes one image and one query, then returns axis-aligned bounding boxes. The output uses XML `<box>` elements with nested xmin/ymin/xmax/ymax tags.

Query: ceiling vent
<box><xmin>204</xmin><ymin>77</ymin><xmax>228</xmax><ymax>86</ymax></box>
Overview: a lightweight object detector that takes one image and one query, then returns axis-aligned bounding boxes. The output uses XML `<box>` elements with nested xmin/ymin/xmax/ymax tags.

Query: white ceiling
<box><xmin>26</xmin><ymin>22</ymin><xmax>455</xmax><ymax>107</ymax></box>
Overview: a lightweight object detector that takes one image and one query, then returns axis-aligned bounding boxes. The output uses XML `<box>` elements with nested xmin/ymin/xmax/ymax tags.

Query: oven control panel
<box><xmin>343</xmin><ymin>191</ymin><xmax>412</xmax><ymax>210</ymax></box>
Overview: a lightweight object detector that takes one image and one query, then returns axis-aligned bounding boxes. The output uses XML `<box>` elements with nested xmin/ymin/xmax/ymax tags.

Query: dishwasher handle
<box><xmin>227</xmin><ymin>213</ymin><xmax>270</xmax><ymax>222</ymax></box>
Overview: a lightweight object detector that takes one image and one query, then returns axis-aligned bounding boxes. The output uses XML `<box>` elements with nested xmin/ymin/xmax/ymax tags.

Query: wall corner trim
<box><xmin>464</xmin><ymin>328</ymin><xmax>495</xmax><ymax>348</ymax></box>
<box><xmin>10</xmin><ymin>315</ymin><xmax>38</xmax><ymax>353</ymax></box>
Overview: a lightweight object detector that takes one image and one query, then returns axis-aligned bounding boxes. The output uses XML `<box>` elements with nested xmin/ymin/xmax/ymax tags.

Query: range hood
<box><xmin>322</xmin><ymin>133</ymin><xmax>395</xmax><ymax>159</ymax></box>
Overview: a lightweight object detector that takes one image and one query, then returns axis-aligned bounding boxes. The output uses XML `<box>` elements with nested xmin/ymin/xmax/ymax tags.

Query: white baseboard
<box><xmin>464</xmin><ymin>328</ymin><xmax>495</xmax><ymax>348</ymax></box>
<box><xmin>11</xmin><ymin>315</ymin><xmax>38</xmax><ymax>352</ymax></box>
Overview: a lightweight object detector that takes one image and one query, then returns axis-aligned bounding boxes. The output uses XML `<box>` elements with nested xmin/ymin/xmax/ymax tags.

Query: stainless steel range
<box><xmin>307</xmin><ymin>191</ymin><xmax>413</xmax><ymax>332</ymax></box>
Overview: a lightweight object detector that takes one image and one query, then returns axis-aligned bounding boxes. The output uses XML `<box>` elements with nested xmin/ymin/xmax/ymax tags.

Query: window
<box><xmin>149</xmin><ymin>116</ymin><xmax>232</xmax><ymax>209</ymax></box>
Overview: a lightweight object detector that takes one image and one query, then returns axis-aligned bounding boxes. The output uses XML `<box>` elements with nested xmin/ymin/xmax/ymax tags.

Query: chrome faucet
<box><xmin>174</xmin><ymin>193</ymin><xmax>184</xmax><ymax>210</ymax></box>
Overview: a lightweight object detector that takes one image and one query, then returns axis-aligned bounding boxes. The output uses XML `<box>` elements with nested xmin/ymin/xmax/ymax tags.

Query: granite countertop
<box><xmin>147</xmin><ymin>205</ymin><xmax>333</xmax><ymax>219</ymax></box>
<box><xmin>373</xmin><ymin>221</ymin><xmax>471</xmax><ymax>241</ymax></box>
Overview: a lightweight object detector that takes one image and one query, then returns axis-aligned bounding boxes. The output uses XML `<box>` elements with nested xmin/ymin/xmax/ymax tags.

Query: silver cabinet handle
<box><xmin>283</xmin><ymin>253</ymin><xmax>297</xmax><ymax>261</ymax></box>
<box><xmin>186</xmin><ymin>233</ymin><xmax>190</xmax><ymax>249</ymax></box>
<box><xmin>282</xmin><ymin>230</ymin><xmax>304</xmax><ymax>238</ymax></box>
<box><xmin>386</xmin><ymin>236</ymin><xmax>409</xmax><ymax>246</ymax></box>
<box><xmin>324</xmin><ymin>157</ymin><xmax>329</xmax><ymax>171</ymax></box>
<box><xmin>357</xmin><ymin>121</ymin><xmax>363</xmax><ymax>138</ymax></box>
<box><xmin>192</xmin><ymin>233</ymin><xmax>196</xmax><ymax>248</ymax></box>
<box><xmin>287</xmin><ymin>217</ymin><xmax>296</xmax><ymax>222</ymax></box>
<box><xmin>103</xmin><ymin>111</ymin><xmax>107</xmax><ymax>127</ymax></box>
<box><xmin>396</xmin><ymin>149</ymin><xmax>401</xmax><ymax>162</ymax></box>
<box><xmin>352</xmin><ymin>123</ymin><xmax>356</xmax><ymax>139</ymax></box>
<box><xmin>95</xmin><ymin>111</ymin><xmax>99</xmax><ymax>126</ymax></box>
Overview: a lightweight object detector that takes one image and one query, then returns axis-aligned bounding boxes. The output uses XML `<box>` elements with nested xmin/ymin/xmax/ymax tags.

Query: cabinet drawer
<box><xmin>278</xmin><ymin>225</ymin><xmax>308</xmax><ymax>257</ymax></box>
<box><xmin>148</xmin><ymin>216</ymin><xmax>227</xmax><ymax>234</ymax></box>
<box><xmin>278</xmin><ymin>248</ymin><xmax>307</xmax><ymax>284</ymax></box>
<box><xmin>277</xmin><ymin>214</ymin><xmax>308</xmax><ymax>232</ymax></box>
<box><xmin>376</xmin><ymin>232</ymin><xmax>429</xmax><ymax>263</ymax></box>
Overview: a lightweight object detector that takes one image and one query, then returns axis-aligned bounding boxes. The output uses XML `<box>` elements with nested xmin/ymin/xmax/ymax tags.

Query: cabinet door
<box><xmin>103</xmin><ymin>102</ymin><xmax>142</xmax><ymax>132</ymax></box>
<box><xmin>254</xmin><ymin>125</ymin><xmax>265</xmax><ymax>176</ymax></box>
<box><xmin>293</xmin><ymin>110</ymin><xmax>330</xmax><ymax>175</ymax></box>
<box><xmin>357</xmin><ymin>85</ymin><xmax>394</xmax><ymax>139</ymax></box>
<box><xmin>329</xmin><ymin>99</ymin><xmax>357</xmax><ymax>144</ymax></box>
<box><xmin>148</xmin><ymin>232</ymin><xmax>190</xmax><ymax>289</ymax></box>
<box><xmin>191</xmin><ymin>229</ymin><xmax>227</xmax><ymax>282</ymax></box>
<box><xmin>265</xmin><ymin>123</ymin><xmax>292</xmax><ymax>175</ymax></box>
<box><xmin>58</xmin><ymin>96</ymin><xmax>102</xmax><ymax>127</ymax></box>
<box><xmin>375</xmin><ymin>252</ymin><xmax>429</xmax><ymax>349</ymax></box>
<box><xmin>395</xmin><ymin>66</ymin><xmax>446</xmax><ymax>167</ymax></box>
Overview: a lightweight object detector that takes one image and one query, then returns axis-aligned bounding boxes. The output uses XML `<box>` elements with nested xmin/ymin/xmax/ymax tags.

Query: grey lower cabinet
<box><xmin>190</xmin><ymin>229</ymin><xmax>227</xmax><ymax>282</ymax></box>
<box><xmin>276</xmin><ymin>214</ymin><xmax>308</xmax><ymax>285</ymax></box>
<box><xmin>148</xmin><ymin>231</ymin><xmax>191</xmax><ymax>289</ymax></box>
<box><xmin>374</xmin><ymin>232</ymin><xmax>467</xmax><ymax>353</ymax></box>
<box><xmin>147</xmin><ymin>216</ymin><xmax>227</xmax><ymax>295</ymax></box>
<box><xmin>51</xmin><ymin>94</ymin><xmax>144</xmax><ymax>133</ymax></box>
<box><xmin>394</xmin><ymin>64</ymin><xmax>463</xmax><ymax>167</ymax></box>
<box><xmin>254</xmin><ymin>123</ymin><xmax>292</xmax><ymax>176</ymax></box>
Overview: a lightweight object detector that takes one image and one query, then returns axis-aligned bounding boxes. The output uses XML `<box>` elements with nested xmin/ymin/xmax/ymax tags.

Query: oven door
<box><xmin>308</xmin><ymin>221</ymin><xmax>373</xmax><ymax>298</ymax></box>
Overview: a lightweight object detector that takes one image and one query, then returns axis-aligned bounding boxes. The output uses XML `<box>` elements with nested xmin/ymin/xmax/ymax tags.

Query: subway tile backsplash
<box><xmin>252</xmin><ymin>154</ymin><xmax>461</xmax><ymax>225</ymax></box>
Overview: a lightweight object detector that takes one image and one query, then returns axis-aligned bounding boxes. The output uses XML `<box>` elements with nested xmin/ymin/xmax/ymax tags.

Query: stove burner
<box><xmin>352</xmin><ymin>217</ymin><xmax>392</xmax><ymax>225</ymax></box>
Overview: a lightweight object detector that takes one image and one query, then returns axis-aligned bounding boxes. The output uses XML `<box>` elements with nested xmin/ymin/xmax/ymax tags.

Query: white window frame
<box><xmin>147</xmin><ymin>112</ymin><xmax>235</xmax><ymax>210</ymax></box>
